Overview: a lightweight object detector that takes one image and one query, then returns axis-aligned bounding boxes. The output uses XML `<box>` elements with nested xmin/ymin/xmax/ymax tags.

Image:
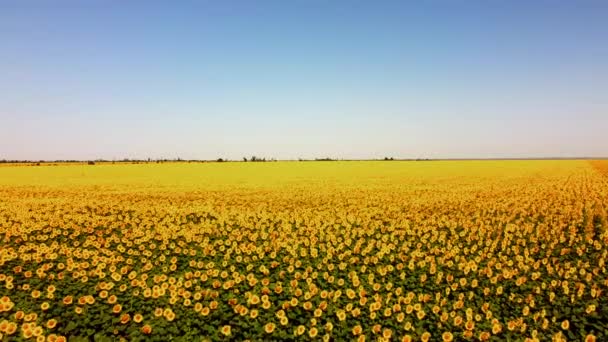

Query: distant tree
<box><xmin>88</xmin><ymin>161</ymin><xmax>95</xmax><ymax>165</ymax></box>
<box><xmin>217</xmin><ymin>158</ymin><xmax>224</xmax><ymax>162</ymax></box>
<box><xmin>243</xmin><ymin>157</ymin><xmax>248</xmax><ymax>162</ymax></box>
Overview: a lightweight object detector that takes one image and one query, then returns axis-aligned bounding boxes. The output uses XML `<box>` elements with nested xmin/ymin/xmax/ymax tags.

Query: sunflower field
<box><xmin>0</xmin><ymin>160</ymin><xmax>607</xmax><ymax>342</ymax></box>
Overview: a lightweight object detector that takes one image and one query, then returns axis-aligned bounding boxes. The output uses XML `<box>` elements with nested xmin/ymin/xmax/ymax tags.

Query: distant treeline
<box><xmin>3</xmin><ymin>157</ymin><xmax>597</xmax><ymax>165</ymax></box>
<box><xmin>0</xmin><ymin>156</ymin><xmax>408</xmax><ymax>165</ymax></box>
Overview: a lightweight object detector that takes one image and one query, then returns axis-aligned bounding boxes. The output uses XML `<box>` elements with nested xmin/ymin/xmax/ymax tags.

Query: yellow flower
<box><xmin>264</xmin><ymin>322</ymin><xmax>275</xmax><ymax>334</ymax></box>
<box><xmin>221</xmin><ymin>325</ymin><xmax>231</xmax><ymax>336</ymax></box>
<box><xmin>120</xmin><ymin>313</ymin><xmax>130</xmax><ymax>324</ymax></box>
<box><xmin>383</xmin><ymin>329</ymin><xmax>392</xmax><ymax>339</ymax></box>
<box><xmin>296</xmin><ymin>325</ymin><xmax>306</xmax><ymax>336</ymax></box>
<box><xmin>290</xmin><ymin>298</ymin><xmax>299</xmax><ymax>307</ymax></box>
<box><xmin>372</xmin><ymin>324</ymin><xmax>382</xmax><ymax>334</ymax></box>
<box><xmin>141</xmin><ymin>325</ymin><xmax>152</xmax><ymax>335</ymax></box>
<box><xmin>585</xmin><ymin>334</ymin><xmax>597</xmax><ymax>342</ymax></box>
<box><xmin>249</xmin><ymin>295</ymin><xmax>260</xmax><ymax>305</ymax></box>
<box><xmin>47</xmin><ymin>319</ymin><xmax>57</xmax><ymax>329</ymax></box>
<box><xmin>32</xmin><ymin>326</ymin><xmax>43</xmax><ymax>337</ymax></box>
<box><xmin>465</xmin><ymin>320</ymin><xmax>475</xmax><ymax>331</ymax></box>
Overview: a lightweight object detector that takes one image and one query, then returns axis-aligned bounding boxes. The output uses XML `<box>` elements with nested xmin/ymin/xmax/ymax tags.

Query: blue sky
<box><xmin>1</xmin><ymin>1</ymin><xmax>607</xmax><ymax>160</ymax></box>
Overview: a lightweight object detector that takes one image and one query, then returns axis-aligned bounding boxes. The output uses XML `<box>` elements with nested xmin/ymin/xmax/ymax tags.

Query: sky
<box><xmin>1</xmin><ymin>0</ymin><xmax>607</xmax><ymax>160</ymax></box>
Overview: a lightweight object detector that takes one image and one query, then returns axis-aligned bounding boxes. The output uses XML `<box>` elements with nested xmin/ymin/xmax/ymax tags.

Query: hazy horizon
<box><xmin>2</xmin><ymin>1</ymin><xmax>607</xmax><ymax>160</ymax></box>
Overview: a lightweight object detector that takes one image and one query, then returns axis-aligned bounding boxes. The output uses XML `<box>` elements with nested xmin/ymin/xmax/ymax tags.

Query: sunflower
<box><xmin>465</xmin><ymin>321</ymin><xmax>475</xmax><ymax>331</ymax></box>
<box><xmin>120</xmin><ymin>314</ymin><xmax>130</xmax><ymax>324</ymax></box>
<box><xmin>264</xmin><ymin>322</ymin><xmax>275</xmax><ymax>334</ymax></box>
<box><xmin>249</xmin><ymin>295</ymin><xmax>260</xmax><ymax>305</ymax></box>
<box><xmin>141</xmin><ymin>325</ymin><xmax>152</xmax><ymax>334</ymax></box>
<box><xmin>107</xmin><ymin>295</ymin><xmax>118</xmax><ymax>304</ymax></box>
<box><xmin>32</xmin><ymin>326</ymin><xmax>43</xmax><ymax>337</ymax></box>
<box><xmin>303</xmin><ymin>301</ymin><xmax>313</xmax><ymax>311</ymax></box>
<box><xmin>22</xmin><ymin>329</ymin><xmax>33</xmax><ymax>339</ymax></box>
<box><xmin>290</xmin><ymin>298</ymin><xmax>299</xmax><ymax>306</ymax></box>
<box><xmin>585</xmin><ymin>334</ymin><xmax>597</xmax><ymax>342</ymax></box>
<box><xmin>249</xmin><ymin>309</ymin><xmax>258</xmax><ymax>319</ymax></box>
<box><xmin>372</xmin><ymin>325</ymin><xmax>382</xmax><ymax>334</ymax></box>
<box><xmin>47</xmin><ymin>319</ymin><xmax>57</xmax><ymax>329</ymax></box>
<box><xmin>382</xmin><ymin>329</ymin><xmax>392</xmax><ymax>339</ymax></box>
<box><xmin>296</xmin><ymin>325</ymin><xmax>306</xmax><ymax>336</ymax></box>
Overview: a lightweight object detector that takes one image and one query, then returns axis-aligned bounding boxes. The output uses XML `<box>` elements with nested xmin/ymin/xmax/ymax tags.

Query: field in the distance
<box><xmin>0</xmin><ymin>160</ymin><xmax>607</xmax><ymax>341</ymax></box>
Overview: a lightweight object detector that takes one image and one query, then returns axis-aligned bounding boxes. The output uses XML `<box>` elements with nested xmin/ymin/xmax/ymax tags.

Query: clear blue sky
<box><xmin>1</xmin><ymin>1</ymin><xmax>607</xmax><ymax>160</ymax></box>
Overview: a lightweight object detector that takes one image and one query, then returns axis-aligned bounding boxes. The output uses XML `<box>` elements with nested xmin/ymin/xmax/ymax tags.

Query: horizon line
<box><xmin>1</xmin><ymin>156</ymin><xmax>607</xmax><ymax>164</ymax></box>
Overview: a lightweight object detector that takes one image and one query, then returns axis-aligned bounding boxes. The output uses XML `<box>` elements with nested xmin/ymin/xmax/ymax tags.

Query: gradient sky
<box><xmin>1</xmin><ymin>1</ymin><xmax>607</xmax><ymax>160</ymax></box>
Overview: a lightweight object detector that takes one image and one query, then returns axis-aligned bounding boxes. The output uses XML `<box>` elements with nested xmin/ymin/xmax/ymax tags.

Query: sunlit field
<box><xmin>1</xmin><ymin>160</ymin><xmax>607</xmax><ymax>341</ymax></box>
